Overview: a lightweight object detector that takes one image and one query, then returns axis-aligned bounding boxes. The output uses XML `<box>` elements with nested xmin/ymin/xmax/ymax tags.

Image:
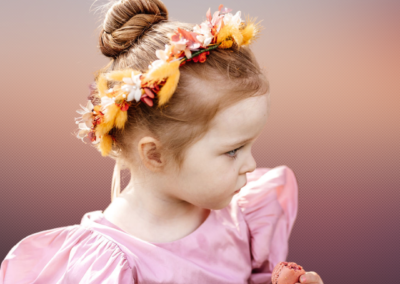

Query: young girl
<box><xmin>0</xmin><ymin>1</ymin><xmax>323</xmax><ymax>283</ymax></box>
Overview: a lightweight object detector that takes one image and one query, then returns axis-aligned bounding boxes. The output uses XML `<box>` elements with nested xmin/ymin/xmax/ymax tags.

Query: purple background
<box><xmin>1</xmin><ymin>0</ymin><xmax>399</xmax><ymax>282</ymax></box>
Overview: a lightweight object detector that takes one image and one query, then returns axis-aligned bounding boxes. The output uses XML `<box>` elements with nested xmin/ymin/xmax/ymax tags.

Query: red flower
<box><xmin>144</xmin><ymin>88</ymin><xmax>155</xmax><ymax>99</ymax></box>
<box><xmin>116</xmin><ymin>101</ymin><xmax>130</xmax><ymax>111</ymax></box>
<box><xmin>141</xmin><ymin>97</ymin><xmax>154</xmax><ymax>107</ymax></box>
<box><xmin>88</xmin><ymin>130</ymin><xmax>97</xmax><ymax>143</ymax></box>
<box><xmin>191</xmin><ymin>51</ymin><xmax>210</xmax><ymax>63</ymax></box>
<box><xmin>141</xmin><ymin>88</ymin><xmax>156</xmax><ymax>107</ymax></box>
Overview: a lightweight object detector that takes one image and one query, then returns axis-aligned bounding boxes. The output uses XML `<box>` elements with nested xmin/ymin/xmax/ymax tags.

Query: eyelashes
<box><xmin>226</xmin><ymin>145</ymin><xmax>244</xmax><ymax>159</ymax></box>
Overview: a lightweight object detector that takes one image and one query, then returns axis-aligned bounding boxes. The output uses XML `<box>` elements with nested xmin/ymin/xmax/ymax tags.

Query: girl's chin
<box><xmin>202</xmin><ymin>199</ymin><xmax>232</xmax><ymax>210</ymax></box>
<box><xmin>217</xmin><ymin>196</ymin><xmax>236</xmax><ymax>209</ymax></box>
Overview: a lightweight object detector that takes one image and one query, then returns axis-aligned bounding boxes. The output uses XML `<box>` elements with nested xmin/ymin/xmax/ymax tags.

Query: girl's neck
<box><xmin>103</xmin><ymin>178</ymin><xmax>211</xmax><ymax>243</ymax></box>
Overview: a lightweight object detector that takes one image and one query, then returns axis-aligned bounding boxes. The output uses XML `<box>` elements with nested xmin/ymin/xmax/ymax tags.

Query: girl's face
<box><xmin>167</xmin><ymin>94</ymin><xmax>269</xmax><ymax>210</ymax></box>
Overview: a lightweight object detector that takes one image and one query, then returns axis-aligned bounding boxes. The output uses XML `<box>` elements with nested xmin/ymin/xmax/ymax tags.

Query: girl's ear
<box><xmin>137</xmin><ymin>136</ymin><xmax>165</xmax><ymax>171</ymax></box>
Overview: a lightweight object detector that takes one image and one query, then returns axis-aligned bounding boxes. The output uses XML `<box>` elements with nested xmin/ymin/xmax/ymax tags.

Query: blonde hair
<box><xmin>92</xmin><ymin>0</ymin><xmax>270</xmax><ymax>201</ymax></box>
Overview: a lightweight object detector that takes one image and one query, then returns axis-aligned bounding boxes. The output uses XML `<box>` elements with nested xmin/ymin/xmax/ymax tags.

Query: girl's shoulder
<box><xmin>237</xmin><ymin>165</ymin><xmax>298</xmax><ymax>225</ymax></box>
<box><xmin>0</xmin><ymin>221</ymin><xmax>134</xmax><ymax>284</ymax></box>
<box><xmin>233</xmin><ymin>165</ymin><xmax>299</xmax><ymax>283</ymax></box>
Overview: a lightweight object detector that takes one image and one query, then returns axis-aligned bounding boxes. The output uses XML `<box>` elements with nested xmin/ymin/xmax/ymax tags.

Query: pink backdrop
<box><xmin>1</xmin><ymin>0</ymin><xmax>399</xmax><ymax>282</ymax></box>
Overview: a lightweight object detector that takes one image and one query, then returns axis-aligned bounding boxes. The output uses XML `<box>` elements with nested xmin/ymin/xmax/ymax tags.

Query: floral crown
<box><xmin>75</xmin><ymin>4</ymin><xmax>261</xmax><ymax>157</ymax></box>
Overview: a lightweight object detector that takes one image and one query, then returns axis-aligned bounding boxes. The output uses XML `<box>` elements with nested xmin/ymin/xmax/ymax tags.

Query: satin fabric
<box><xmin>0</xmin><ymin>165</ymin><xmax>298</xmax><ymax>284</ymax></box>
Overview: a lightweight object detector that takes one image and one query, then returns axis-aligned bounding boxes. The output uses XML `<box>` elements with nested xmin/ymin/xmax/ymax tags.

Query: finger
<box><xmin>300</xmin><ymin>271</ymin><xmax>321</xmax><ymax>283</ymax></box>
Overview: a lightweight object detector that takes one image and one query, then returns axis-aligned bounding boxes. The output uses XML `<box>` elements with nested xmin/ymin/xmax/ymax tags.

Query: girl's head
<box><xmin>159</xmin><ymin>94</ymin><xmax>269</xmax><ymax>210</ymax></box>
<box><xmin>87</xmin><ymin>0</ymin><xmax>270</xmax><ymax>204</ymax></box>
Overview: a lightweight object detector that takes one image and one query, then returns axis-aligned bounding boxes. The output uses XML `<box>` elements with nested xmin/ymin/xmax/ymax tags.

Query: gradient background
<box><xmin>0</xmin><ymin>0</ymin><xmax>399</xmax><ymax>283</ymax></box>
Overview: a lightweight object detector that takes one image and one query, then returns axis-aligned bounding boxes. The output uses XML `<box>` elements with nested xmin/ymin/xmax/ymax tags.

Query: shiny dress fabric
<box><xmin>0</xmin><ymin>165</ymin><xmax>298</xmax><ymax>284</ymax></box>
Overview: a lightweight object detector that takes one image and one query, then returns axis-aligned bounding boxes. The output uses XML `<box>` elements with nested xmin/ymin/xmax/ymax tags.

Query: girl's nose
<box><xmin>241</xmin><ymin>151</ymin><xmax>257</xmax><ymax>175</ymax></box>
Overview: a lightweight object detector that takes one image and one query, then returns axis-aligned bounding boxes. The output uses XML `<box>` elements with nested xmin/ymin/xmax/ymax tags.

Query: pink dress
<box><xmin>0</xmin><ymin>166</ymin><xmax>298</xmax><ymax>284</ymax></box>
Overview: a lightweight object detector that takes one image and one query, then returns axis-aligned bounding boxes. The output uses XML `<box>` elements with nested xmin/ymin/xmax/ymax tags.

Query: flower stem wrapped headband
<box><xmin>75</xmin><ymin>4</ymin><xmax>261</xmax><ymax>157</ymax></box>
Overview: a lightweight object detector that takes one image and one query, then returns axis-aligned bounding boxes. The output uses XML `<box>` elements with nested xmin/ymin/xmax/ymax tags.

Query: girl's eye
<box><xmin>226</xmin><ymin>146</ymin><xmax>244</xmax><ymax>159</ymax></box>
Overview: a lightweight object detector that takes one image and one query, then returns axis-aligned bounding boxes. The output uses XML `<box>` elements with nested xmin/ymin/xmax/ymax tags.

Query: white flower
<box><xmin>100</xmin><ymin>96</ymin><xmax>116</xmax><ymax>114</ymax></box>
<box><xmin>76</xmin><ymin>122</ymin><xmax>91</xmax><ymax>143</ymax></box>
<box><xmin>184</xmin><ymin>49</ymin><xmax>192</xmax><ymax>59</ymax></box>
<box><xmin>155</xmin><ymin>44</ymin><xmax>171</xmax><ymax>62</ymax></box>
<box><xmin>76</xmin><ymin>122</ymin><xmax>100</xmax><ymax>144</ymax></box>
<box><xmin>121</xmin><ymin>71</ymin><xmax>143</xmax><ymax>102</ymax></box>
<box><xmin>193</xmin><ymin>22</ymin><xmax>213</xmax><ymax>47</ymax></box>
<box><xmin>148</xmin><ymin>44</ymin><xmax>173</xmax><ymax>70</ymax></box>
<box><xmin>148</xmin><ymin>59</ymin><xmax>164</xmax><ymax>71</ymax></box>
<box><xmin>76</xmin><ymin>100</ymin><xmax>94</xmax><ymax>115</ymax></box>
<box><xmin>170</xmin><ymin>41</ymin><xmax>193</xmax><ymax>59</ymax></box>
<box><xmin>223</xmin><ymin>11</ymin><xmax>243</xmax><ymax>28</ymax></box>
<box><xmin>75</xmin><ymin>100</ymin><xmax>94</xmax><ymax>128</ymax></box>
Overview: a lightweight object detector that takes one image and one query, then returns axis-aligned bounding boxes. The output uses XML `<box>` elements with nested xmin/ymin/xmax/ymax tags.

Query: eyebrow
<box><xmin>225</xmin><ymin>137</ymin><xmax>255</xmax><ymax>148</ymax></box>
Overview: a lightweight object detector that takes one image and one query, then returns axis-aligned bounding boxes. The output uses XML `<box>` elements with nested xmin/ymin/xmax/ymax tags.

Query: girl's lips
<box><xmin>234</xmin><ymin>180</ymin><xmax>247</xmax><ymax>194</ymax></box>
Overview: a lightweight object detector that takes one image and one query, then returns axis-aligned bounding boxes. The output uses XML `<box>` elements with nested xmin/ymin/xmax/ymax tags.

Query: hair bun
<box><xmin>99</xmin><ymin>0</ymin><xmax>168</xmax><ymax>58</ymax></box>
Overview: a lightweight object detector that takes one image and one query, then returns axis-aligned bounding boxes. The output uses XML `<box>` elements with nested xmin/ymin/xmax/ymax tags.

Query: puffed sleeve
<box><xmin>0</xmin><ymin>225</ymin><xmax>134</xmax><ymax>284</ymax></box>
<box><xmin>237</xmin><ymin>165</ymin><xmax>299</xmax><ymax>284</ymax></box>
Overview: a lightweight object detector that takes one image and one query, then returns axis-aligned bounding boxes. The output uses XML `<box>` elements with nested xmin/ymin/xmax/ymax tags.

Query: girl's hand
<box><xmin>296</xmin><ymin>271</ymin><xmax>324</xmax><ymax>284</ymax></box>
